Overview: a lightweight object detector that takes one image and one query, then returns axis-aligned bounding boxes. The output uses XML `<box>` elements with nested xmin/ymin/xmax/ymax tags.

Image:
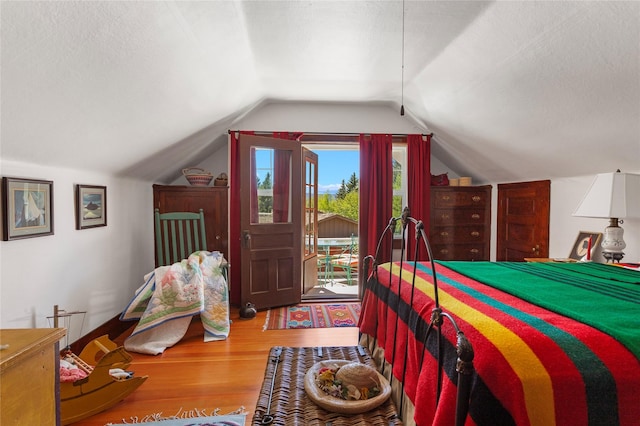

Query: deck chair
<box><xmin>329</xmin><ymin>234</ymin><xmax>358</xmax><ymax>285</ymax></box>
<box><xmin>154</xmin><ymin>208</ymin><xmax>207</xmax><ymax>267</ymax></box>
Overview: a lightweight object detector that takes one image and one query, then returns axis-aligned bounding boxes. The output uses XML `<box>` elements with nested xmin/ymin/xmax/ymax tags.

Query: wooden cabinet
<box><xmin>153</xmin><ymin>185</ymin><xmax>228</xmax><ymax>264</ymax></box>
<box><xmin>430</xmin><ymin>185</ymin><xmax>492</xmax><ymax>261</ymax></box>
<box><xmin>1</xmin><ymin>328</ymin><xmax>66</xmax><ymax>426</ymax></box>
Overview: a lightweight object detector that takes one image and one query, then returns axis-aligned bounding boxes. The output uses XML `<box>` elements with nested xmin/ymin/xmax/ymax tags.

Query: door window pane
<box><xmin>304</xmin><ymin>158</ymin><xmax>317</xmax><ymax>256</ymax></box>
<box><xmin>251</xmin><ymin>147</ymin><xmax>292</xmax><ymax>224</ymax></box>
<box><xmin>392</xmin><ymin>145</ymin><xmax>407</xmax><ymax>236</ymax></box>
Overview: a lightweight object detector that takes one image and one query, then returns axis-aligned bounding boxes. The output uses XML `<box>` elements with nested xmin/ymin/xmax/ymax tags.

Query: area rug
<box><xmin>106</xmin><ymin>407</ymin><xmax>246</xmax><ymax>425</ymax></box>
<box><xmin>264</xmin><ymin>303</ymin><xmax>361</xmax><ymax>330</ymax></box>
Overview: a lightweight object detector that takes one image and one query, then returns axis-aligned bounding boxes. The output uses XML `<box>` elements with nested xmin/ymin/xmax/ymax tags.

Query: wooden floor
<box><xmin>70</xmin><ymin>308</ymin><xmax>360</xmax><ymax>425</ymax></box>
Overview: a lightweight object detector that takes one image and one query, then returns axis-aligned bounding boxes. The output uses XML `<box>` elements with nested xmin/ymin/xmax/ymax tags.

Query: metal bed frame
<box><xmin>361</xmin><ymin>207</ymin><xmax>475</xmax><ymax>426</ymax></box>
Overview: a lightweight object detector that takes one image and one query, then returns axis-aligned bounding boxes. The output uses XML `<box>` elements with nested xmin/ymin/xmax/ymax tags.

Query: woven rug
<box><xmin>108</xmin><ymin>415</ymin><xmax>245</xmax><ymax>425</ymax></box>
<box><xmin>105</xmin><ymin>408</ymin><xmax>246</xmax><ymax>425</ymax></box>
<box><xmin>264</xmin><ymin>303</ymin><xmax>360</xmax><ymax>330</ymax></box>
<box><xmin>252</xmin><ymin>346</ymin><xmax>401</xmax><ymax>425</ymax></box>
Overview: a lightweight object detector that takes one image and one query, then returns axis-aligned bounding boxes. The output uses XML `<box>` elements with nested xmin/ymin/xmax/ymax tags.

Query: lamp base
<box><xmin>602</xmin><ymin>251</ymin><xmax>625</xmax><ymax>263</ymax></box>
<box><xmin>601</xmin><ymin>218</ymin><xmax>625</xmax><ymax>263</ymax></box>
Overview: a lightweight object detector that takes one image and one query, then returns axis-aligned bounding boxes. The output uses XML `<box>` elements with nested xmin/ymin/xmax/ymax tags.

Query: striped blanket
<box><xmin>358</xmin><ymin>261</ymin><xmax>640</xmax><ymax>426</ymax></box>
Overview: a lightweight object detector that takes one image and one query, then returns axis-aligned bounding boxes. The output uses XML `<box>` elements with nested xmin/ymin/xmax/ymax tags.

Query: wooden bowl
<box><xmin>303</xmin><ymin>360</ymin><xmax>391</xmax><ymax>414</ymax></box>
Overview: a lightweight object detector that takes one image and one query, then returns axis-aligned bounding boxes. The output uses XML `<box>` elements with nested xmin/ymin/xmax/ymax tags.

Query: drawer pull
<box><xmin>440</xmin><ymin>249</ymin><xmax>449</xmax><ymax>254</ymax></box>
<box><xmin>471</xmin><ymin>231</ymin><xmax>480</xmax><ymax>237</ymax></box>
<box><xmin>472</xmin><ymin>196</ymin><xmax>481</xmax><ymax>202</ymax></box>
<box><xmin>441</xmin><ymin>214</ymin><xmax>450</xmax><ymax>220</ymax></box>
<box><xmin>442</xmin><ymin>195</ymin><xmax>451</xmax><ymax>201</ymax></box>
<box><xmin>471</xmin><ymin>213</ymin><xmax>480</xmax><ymax>219</ymax></box>
<box><xmin>470</xmin><ymin>249</ymin><xmax>479</xmax><ymax>254</ymax></box>
<box><xmin>440</xmin><ymin>231</ymin><xmax>449</xmax><ymax>237</ymax></box>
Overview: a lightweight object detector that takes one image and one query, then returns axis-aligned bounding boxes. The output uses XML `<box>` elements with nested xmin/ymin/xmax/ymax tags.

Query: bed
<box><xmin>358</xmin><ymin>210</ymin><xmax>640</xmax><ymax>426</ymax></box>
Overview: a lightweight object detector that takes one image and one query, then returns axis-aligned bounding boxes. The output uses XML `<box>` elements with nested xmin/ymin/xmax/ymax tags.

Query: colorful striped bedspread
<box><xmin>358</xmin><ymin>261</ymin><xmax>640</xmax><ymax>426</ymax></box>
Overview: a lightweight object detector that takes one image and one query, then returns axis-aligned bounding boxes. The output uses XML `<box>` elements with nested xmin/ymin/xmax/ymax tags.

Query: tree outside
<box><xmin>319</xmin><ymin>172</ymin><xmax>359</xmax><ymax>221</ymax></box>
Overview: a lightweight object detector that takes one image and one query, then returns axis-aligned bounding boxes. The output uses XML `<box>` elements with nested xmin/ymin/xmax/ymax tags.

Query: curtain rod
<box><xmin>227</xmin><ymin>130</ymin><xmax>433</xmax><ymax>137</ymax></box>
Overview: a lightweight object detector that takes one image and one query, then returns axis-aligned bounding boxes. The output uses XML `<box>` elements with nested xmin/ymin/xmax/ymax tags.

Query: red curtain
<box><xmin>407</xmin><ymin>134</ymin><xmax>431</xmax><ymax>259</ymax></box>
<box><xmin>359</xmin><ymin>133</ymin><xmax>393</xmax><ymax>266</ymax></box>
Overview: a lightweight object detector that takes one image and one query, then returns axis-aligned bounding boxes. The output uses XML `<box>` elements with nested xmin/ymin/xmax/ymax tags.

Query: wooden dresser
<box><xmin>1</xmin><ymin>328</ymin><xmax>66</xmax><ymax>426</ymax></box>
<box><xmin>430</xmin><ymin>185</ymin><xmax>492</xmax><ymax>261</ymax></box>
<box><xmin>153</xmin><ymin>185</ymin><xmax>229</xmax><ymax>265</ymax></box>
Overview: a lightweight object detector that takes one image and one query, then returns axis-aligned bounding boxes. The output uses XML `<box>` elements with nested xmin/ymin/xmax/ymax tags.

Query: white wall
<box><xmin>0</xmin><ymin>160</ymin><xmax>155</xmax><ymax>343</ymax></box>
<box><xmin>550</xmin><ymin>175</ymin><xmax>639</xmax><ymax>263</ymax></box>
<box><xmin>170</xmin><ymin>144</ymin><xmax>228</xmax><ymax>187</ymax></box>
<box><xmin>233</xmin><ymin>102</ymin><xmax>427</xmax><ymax>135</ymax></box>
<box><xmin>173</xmin><ymin>102</ymin><xmax>431</xmax><ymax>185</ymax></box>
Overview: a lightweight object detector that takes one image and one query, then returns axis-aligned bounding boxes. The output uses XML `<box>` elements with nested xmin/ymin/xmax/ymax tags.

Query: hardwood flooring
<box><xmin>70</xmin><ymin>308</ymin><xmax>359</xmax><ymax>425</ymax></box>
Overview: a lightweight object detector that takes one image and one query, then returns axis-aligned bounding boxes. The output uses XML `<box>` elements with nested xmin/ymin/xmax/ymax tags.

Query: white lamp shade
<box><xmin>573</xmin><ymin>172</ymin><xmax>640</xmax><ymax>219</ymax></box>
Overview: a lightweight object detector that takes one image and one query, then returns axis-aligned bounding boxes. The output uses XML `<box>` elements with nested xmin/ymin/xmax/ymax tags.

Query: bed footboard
<box><xmin>360</xmin><ymin>207</ymin><xmax>475</xmax><ymax>426</ymax></box>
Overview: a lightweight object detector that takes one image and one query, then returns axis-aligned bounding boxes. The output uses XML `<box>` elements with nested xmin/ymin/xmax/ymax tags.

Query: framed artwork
<box><xmin>2</xmin><ymin>177</ymin><xmax>54</xmax><ymax>240</ymax></box>
<box><xmin>569</xmin><ymin>231</ymin><xmax>602</xmax><ymax>261</ymax></box>
<box><xmin>76</xmin><ymin>185</ymin><xmax>107</xmax><ymax>230</ymax></box>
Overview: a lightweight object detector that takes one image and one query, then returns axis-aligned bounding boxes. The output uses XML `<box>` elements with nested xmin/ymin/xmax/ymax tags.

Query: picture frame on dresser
<box><xmin>568</xmin><ymin>231</ymin><xmax>602</xmax><ymax>261</ymax></box>
<box><xmin>1</xmin><ymin>177</ymin><xmax>54</xmax><ymax>240</ymax></box>
<box><xmin>75</xmin><ymin>184</ymin><xmax>107</xmax><ymax>230</ymax></box>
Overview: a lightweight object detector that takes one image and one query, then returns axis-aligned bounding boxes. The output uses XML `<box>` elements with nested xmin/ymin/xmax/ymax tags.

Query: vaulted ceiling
<box><xmin>2</xmin><ymin>1</ymin><xmax>639</xmax><ymax>183</ymax></box>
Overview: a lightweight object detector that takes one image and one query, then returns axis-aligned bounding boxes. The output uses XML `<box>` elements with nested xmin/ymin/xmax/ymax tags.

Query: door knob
<box><xmin>242</xmin><ymin>230</ymin><xmax>251</xmax><ymax>248</ymax></box>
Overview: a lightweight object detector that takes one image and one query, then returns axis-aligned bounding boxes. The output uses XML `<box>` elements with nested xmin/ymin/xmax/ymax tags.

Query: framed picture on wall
<box><xmin>569</xmin><ymin>231</ymin><xmax>602</xmax><ymax>261</ymax></box>
<box><xmin>1</xmin><ymin>177</ymin><xmax>54</xmax><ymax>240</ymax></box>
<box><xmin>76</xmin><ymin>184</ymin><xmax>107</xmax><ymax>230</ymax></box>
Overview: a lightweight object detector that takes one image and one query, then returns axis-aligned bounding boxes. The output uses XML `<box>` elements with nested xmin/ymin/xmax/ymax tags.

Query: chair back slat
<box><xmin>154</xmin><ymin>209</ymin><xmax>208</xmax><ymax>267</ymax></box>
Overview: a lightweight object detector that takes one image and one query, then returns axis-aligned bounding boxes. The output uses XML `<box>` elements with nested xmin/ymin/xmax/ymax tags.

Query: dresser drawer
<box><xmin>430</xmin><ymin>226</ymin><xmax>487</xmax><ymax>244</ymax></box>
<box><xmin>432</xmin><ymin>208</ymin><xmax>487</xmax><ymax>226</ymax></box>
<box><xmin>433</xmin><ymin>190</ymin><xmax>489</xmax><ymax>208</ymax></box>
<box><xmin>431</xmin><ymin>244</ymin><xmax>487</xmax><ymax>261</ymax></box>
<box><xmin>429</xmin><ymin>185</ymin><xmax>492</xmax><ymax>261</ymax></box>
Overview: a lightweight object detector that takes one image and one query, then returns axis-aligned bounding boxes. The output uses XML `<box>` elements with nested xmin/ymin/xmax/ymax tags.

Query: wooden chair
<box><xmin>154</xmin><ymin>208</ymin><xmax>207</xmax><ymax>267</ymax></box>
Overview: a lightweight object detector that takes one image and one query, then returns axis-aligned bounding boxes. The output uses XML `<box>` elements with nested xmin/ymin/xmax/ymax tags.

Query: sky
<box><xmin>316</xmin><ymin>150</ymin><xmax>359</xmax><ymax>194</ymax></box>
<box><xmin>254</xmin><ymin>148</ymin><xmax>359</xmax><ymax>194</ymax></box>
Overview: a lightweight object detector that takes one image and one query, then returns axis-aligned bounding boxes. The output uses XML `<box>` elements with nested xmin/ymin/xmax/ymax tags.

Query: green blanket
<box><xmin>439</xmin><ymin>261</ymin><xmax>640</xmax><ymax>359</ymax></box>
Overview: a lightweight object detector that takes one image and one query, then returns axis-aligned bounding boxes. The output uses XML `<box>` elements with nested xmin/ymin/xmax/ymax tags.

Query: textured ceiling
<box><xmin>1</xmin><ymin>1</ymin><xmax>639</xmax><ymax>183</ymax></box>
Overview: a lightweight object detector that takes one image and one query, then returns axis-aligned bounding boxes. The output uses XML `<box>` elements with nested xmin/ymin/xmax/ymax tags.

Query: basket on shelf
<box><xmin>214</xmin><ymin>173</ymin><xmax>228</xmax><ymax>187</ymax></box>
<box><xmin>182</xmin><ymin>167</ymin><xmax>213</xmax><ymax>186</ymax></box>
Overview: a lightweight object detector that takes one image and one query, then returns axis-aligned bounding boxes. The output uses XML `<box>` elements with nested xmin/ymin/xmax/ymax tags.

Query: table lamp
<box><xmin>573</xmin><ymin>170</ymin><xmax>640</xmax><ymax>262</ymax></box>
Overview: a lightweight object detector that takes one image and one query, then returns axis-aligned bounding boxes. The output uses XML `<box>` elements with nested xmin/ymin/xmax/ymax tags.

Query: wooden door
<box><xmin>302</xmin><ymin>148</ymin><xmax>319</xmax><ymax>294</ymax></box>
<box><xmin>239</xmin><ymin>134</ymin><xmax>302</xmax><ymax>310</ymax></box>
<box><xmin>497</xmin><ymin>180</ymin><xmax>550</xmax><ymax>261</ymax></box>
<box><xmin>153</xmin><ymin>185</ymin><xmax>228</xmax><ymax>265</ymax></box>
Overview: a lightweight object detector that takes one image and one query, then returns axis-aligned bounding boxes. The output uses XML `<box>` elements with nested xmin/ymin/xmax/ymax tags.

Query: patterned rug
<box><xmin>105</xmin><ymin>408</ymin><xmax>246</xmax><ymax>425</ymax></box>
<box><xmin>108</xmin><ymin>415</ymin><xmax>245</xmax><ymax>425</ymax></box>
<box><xmin>264</xmin><ymin>303</ymin><xmax>361</xmax><ymax>330</ymax></box>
